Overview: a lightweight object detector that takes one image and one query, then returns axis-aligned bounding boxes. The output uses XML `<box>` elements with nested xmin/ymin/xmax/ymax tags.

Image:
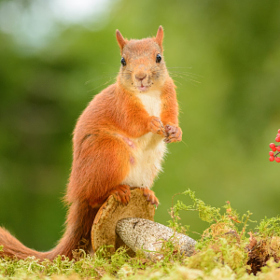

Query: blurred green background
<box><xmin>0</xmin><ymin>0</ymin><xmax>280</xmax><ymax>251</ymax></box>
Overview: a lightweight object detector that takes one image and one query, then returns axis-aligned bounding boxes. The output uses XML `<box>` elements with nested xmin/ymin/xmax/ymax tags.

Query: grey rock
<box><xmin>116</xmin><ymin>217</ymin><xmax>196</xmax><ymax>259</ymax></box>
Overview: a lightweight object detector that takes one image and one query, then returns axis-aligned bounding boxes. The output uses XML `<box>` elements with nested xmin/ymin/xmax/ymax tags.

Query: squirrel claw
<box><xmin>110</xmin><ymin>185</ymin><xmax>131</xmax><ymax>205</ymax></box>
<box><xmin>149</xmin><ymin>116</ymin><xmax>165</xmax><ymax>136</ymax></box>
<box><xmin>142</xmin><ymin>188</ymin><xmax>159</xmax><ymax>207</ymax></box>
<box><xmin>164</xmin><ymin>124</ymin><xmax>182</xmax><ymax>143</ymax></box>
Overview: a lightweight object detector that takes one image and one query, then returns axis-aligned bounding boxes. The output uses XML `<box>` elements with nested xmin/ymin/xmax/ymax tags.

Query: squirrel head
<box><xmin>116</xmin><ymin>26</ymin><xmax>168</xmax><ymax>93</ymax></box>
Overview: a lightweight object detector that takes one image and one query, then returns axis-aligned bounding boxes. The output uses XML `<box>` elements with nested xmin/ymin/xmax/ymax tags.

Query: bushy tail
<box><xmin>0</xmin><ymin>200</ymin><xmax>98</xmax><ymax>261</ymax></box>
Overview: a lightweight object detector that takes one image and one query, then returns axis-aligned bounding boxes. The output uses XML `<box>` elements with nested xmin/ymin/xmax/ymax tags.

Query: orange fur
<box><xmin>0</xmin><ymin>26</ymin><xmax>182</xmax><ymax>261</ymax></box>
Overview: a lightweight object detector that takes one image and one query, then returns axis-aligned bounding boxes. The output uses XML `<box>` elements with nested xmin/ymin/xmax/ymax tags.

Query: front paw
<box><xmin>142</xmin><ymin>188</ymin><xmax>159</xmax><ymax>207</ymax></box>
<box><xmin>149</xmin><ymin>116</ymin><xmax>166</xmax><ymax>136</ymax></box>
<box><xmin>164</xmin><ymin>124</ymin><xmax>182</xmax><ymax>143</ymax></box>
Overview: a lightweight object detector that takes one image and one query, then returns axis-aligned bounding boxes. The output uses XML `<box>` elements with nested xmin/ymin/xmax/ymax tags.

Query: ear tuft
<box><xmin>155</xmin><ymin>26</ymin><xmax>164</xmax><ymax>48</ymax></box>
<box><xmin>116</xmin><ymin>29</ymin><xmax>126</xmax><ymax>51</ymax></box>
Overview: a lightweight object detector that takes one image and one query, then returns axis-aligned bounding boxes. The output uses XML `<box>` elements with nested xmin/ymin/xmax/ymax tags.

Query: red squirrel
<box><xmin>0</xmin><ymin>26</ymin><xmax>182</xmax><ymax>260</ymax></box>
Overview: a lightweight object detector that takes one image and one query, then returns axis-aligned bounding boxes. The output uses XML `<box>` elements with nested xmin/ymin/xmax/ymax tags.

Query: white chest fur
<box><xmin>136</xmin><ymin>90</ymin><xmax>162</xmax><ymax>117</ymax></box>
<box><xmin>122</xmin><ymin>90</ymin><xmax>167</xmax><ymax>189</ymax></box>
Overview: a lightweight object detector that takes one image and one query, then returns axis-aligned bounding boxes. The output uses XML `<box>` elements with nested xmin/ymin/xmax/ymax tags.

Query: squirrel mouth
<box><xmin>137</xmin><ymin>84</ymin><xmax>149</xmax><ymax>92</ymax></box>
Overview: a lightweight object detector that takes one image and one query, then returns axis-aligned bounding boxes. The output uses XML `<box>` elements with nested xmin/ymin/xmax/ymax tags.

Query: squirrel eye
<box><xmin>121</xmin><ymin>57</ymin><xmax>126</xmax><ymax>66</ymax></box>
<box><xmin>156</xmin><ymin>54</ymin><xmax>162</xmax><ymax>63</ymax></box>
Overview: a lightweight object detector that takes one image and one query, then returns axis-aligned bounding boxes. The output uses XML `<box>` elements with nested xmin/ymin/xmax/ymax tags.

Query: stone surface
<box><xmin>116</xmin><ymin>217</ymin><xmax>196</xmax><ymax>258</ymax></box>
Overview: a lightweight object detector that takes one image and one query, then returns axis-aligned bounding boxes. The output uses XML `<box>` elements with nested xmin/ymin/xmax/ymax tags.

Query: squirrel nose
<box><xmin>135</xmin><ymin>73</ymin><xmax>147</xmax><ymax>81</ymax></box>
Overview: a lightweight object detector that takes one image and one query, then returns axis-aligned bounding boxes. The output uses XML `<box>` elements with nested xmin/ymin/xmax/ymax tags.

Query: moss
<box><xmin>0</xmin><ymin>189</ymin><xmax>280</xmax><ymax>279</ymax></box>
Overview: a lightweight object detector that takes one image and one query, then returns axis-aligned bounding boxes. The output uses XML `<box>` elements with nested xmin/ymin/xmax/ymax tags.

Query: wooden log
<box><xmin>91</xmin><ymin>188</ymin><xmax>155</xmax><ymax>255</ymax></box>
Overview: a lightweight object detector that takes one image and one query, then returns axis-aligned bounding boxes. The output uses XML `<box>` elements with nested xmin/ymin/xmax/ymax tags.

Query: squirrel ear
<box><xmin>116</xmin><ymin>29</ymin><xmax>126</xmax><ymax>51</ymax></box>
<box><xmin>155</xmin><ymin>26</ymin><xmax>164</xmax><ymax>48</ymax></box>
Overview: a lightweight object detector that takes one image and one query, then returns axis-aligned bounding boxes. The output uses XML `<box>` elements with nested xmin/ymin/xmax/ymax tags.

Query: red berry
<box><xmin>277</xmin><ymin>146</ymin><xmax>280</xmax><ymax>152</ymax></box>
<box><xmin>275</xmin><ymin>157</ymin><xmax>280</xmax><ymax>163</ymax></box>
<box><xmin>269</xmin><ymin>156</ymin><xmax>275</xmax><ymax>162</ymax></box>
<box><xmin>270</xmin><ymin>143</ymin><xmax>276</xmax><ymax>151</ymax></box>
<box><xmin>278</xmin><ymin>129</ymin><xmax>280</xmax><ymax>133</ymax></box>
<box><xmin>275</xmin><ymin>137</ymin><xmax>280</xmax><ymax>142</ymax></box>
<box><xmin>269</xmin><ymin>151</ymin><xmax>274</xmax><ymax>156</ymax></box>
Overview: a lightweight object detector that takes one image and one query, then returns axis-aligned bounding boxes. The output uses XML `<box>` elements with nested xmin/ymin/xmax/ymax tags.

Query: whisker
<box><xmin>167</xmin><ymin>66</ymin><xmax>193</xmax><ymax>69</ymax></box>
<box><xmin>120</xmin><ymin>72</ymin><xmax>131</xmax><ymax>75</ymax></box>
<box><xmin>169</xmin><ymin>71</ymin><xmax>202</xmax><ymax>85</ymax></box>
<box><xmin>85</xmin><ymin>69</ymin><xmax>126</xmax><ymax>85</ymax></box>
<box><xmin>87</xmin><ymin>76</ymin><xmax>116</xmax><ymax>93</ymax></box>
<box><xmin>169</xmin><ymin>70</ymin><xmax>203</xmax><ymax>78</ymax></box>
<box><xmin>151</xmin><ymin>70</ymin><xmax>165</xmax><ymax>74</ymax></box>
<box><xmin>181</xmin><ymin>139</ymin><xmax>188</xmax><ymax>147</ymax></box>
<box><xmin>171</xmin><ymin>78</ymin><xmax>183</xmax><ymax>86</ymax></box>
<box><xmin>85</xmin><ymin>75</ymin><xmax>115</xmax><ymax>85</ymax></box>
<box><xmin>170</xmin><ymin>72</ymin><xmax>200</xmax><ymax>79</ymax></box>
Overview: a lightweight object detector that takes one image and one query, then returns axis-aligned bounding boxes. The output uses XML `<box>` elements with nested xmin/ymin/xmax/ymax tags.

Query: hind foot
<box><xmin>109</xmin><ymin>184</ymin><xmax>131</xmax><ymax>205</ymax></box>
<box><xmin>141</xmin><ymin>188</ymin><xmax>159</xmax><ymax>207</ymax></box>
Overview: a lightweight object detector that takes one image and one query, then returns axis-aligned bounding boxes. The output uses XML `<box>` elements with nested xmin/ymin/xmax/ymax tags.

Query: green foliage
<box><xmin>0</xmin><ymin>247</ymin><xmax>131</xmax><ymax>279</ymax></box>
<box><xmin>257</xmin><ymin>216</ymin><xmax>280</xmax><ymax>238</ymax></box>
<box><xmin>168</xmin><ymin>190</ymin><xmax>250</xmax><ymax>273</ymax></box>
<box><xmin>1</xmin><ymin>190</ymin><xmax>280</xmax><ymax>279</ymax></box>
<box><xmin>180</xmin><ymin>189</ymin><xmax>222</xmax><ymax>223</ymax></box>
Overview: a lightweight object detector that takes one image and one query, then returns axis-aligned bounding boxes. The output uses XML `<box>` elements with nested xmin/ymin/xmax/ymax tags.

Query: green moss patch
<box><xmin>1</xmin><ymin>189</ymin><xmax>279</xmax><ymax>279</ymax></box>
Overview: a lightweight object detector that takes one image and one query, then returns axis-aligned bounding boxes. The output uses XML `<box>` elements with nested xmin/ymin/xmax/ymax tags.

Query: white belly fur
<box><xmin>122</xmin><ymin>90</ymin><xmax>167</xmax><ymax>189</ymax></box>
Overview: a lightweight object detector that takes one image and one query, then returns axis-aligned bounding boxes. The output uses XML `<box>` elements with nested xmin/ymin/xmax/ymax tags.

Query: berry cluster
<box><xmin>269</xmin><ymin>129</ymin><xmax>280</xmax><ymax>162</ymax></box>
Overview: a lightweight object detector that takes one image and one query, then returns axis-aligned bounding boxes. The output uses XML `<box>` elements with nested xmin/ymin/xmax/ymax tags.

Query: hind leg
<box><xmin>67</xmin><ymin>132</ymin><xmax>132</xmax><ymax>208</ymax></box>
